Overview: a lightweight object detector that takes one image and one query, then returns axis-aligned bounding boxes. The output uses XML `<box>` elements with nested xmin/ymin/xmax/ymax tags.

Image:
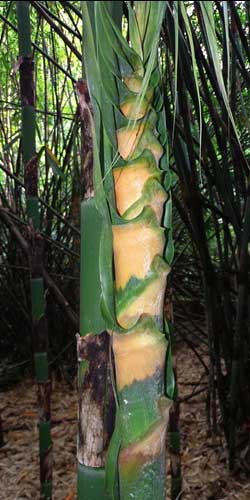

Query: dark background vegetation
<box><xmin>1</xmin><ymin>0</ymin><xmax>250</xmax><ymax>488</ymax></box>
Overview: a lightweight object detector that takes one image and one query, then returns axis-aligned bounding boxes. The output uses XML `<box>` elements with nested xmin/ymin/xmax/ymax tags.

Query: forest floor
<box><xmin>1</xmin><ymin>344</ymin><xmax>250</xmax><ymax>500</ymax></box>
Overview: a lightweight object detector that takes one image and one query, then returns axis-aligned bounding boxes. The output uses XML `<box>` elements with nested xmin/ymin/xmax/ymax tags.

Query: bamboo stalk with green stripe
<box><xmin>16</xmin><ymin>3</ymin><xmax>52</xmax><ymax>498</ymax></box>
<box><xmin>112</xmin><ymin>68</ymin><xmax>171</xmax><ymax>500</ymax></box>
<box><xmin>82</xmin><ymin>2</ymin><xmax>174</xmax><ymax>498</ymax></box>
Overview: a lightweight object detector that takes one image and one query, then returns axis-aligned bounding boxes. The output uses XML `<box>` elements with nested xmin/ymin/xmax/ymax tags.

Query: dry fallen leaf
<box><xmin>1</xmin><ymin>345</ymin><xmax>250</xmax><ymax>500</ymax></box>
<box><xmin>64</xmin><ymin>489</ymin><xmax>75</xmax><ymax>500</ymax></box>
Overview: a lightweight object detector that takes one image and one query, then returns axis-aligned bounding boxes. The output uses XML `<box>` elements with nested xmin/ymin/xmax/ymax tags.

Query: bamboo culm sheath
<box><xmin>80</xmin><ymin>3</ymin><xmax>173</xmax><ymax>499</ymax></box>
<box><xmin>111</xmin><ymin>70</ymin><xmax>171</xmax><ymax>500</ymax></box>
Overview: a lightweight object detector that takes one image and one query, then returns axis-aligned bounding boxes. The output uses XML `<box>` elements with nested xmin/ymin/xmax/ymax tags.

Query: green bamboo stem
<box><xmin>165</xmin><ymin>286</ymin><xmax>182</xmax><ymax>500</ymax></box>
<box><xmin>81</xmin><ymin>3</ymin><xmax>172</xmax><ymax>498</ymax></box>
<box><xmin>77</xmin><ymin>199</ymin><xmax>113</xmax><ymax>500</ymax></box>
<box><xmin>77</xmin><ymin>75</ymin><xmax>114</xmax><ymax>499</ymax></box>
<box><xmin>16</xmin><ymin>2</ymin><xmax>52</xmax><ymax>498</ymax></box>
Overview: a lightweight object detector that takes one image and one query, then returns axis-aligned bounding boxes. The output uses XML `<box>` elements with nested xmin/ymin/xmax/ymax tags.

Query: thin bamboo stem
<box><xmin>16</xmin><ymin>2</ymin><xmax>52</xmax><ymax>498</ymax></box>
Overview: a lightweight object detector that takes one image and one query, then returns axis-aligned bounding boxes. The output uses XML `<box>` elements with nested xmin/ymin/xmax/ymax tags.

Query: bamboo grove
<box><xmin>1</xmin><ymin>1</ymin><xmax>250</xmax><ymax>499</ymax></box>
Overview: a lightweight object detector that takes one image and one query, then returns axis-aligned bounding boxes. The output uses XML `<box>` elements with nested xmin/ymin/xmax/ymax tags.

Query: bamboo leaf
<box><xmin>96</xmin><ymin>2</ymin><xmax>143</xmax><ymax>74</ymax></box>
<box><xmin>165</xmin><ymin>321</ymin><xmax>175</xmax><ymax>399</ymax></box>
<box><xmin>165</xmin><ymin>228</ymin><xmax>174</xmax><ymax>265</ymax></box>
<box><xmin>99</xmin><ymin>220</ymin><xmax>118</xmax><ymax>329</ymax></box>
<box><xmin>3</xmin><ymin>131</ymin><xmax>21</xmax><ymax>151</ymax></box>
<box><xmin>200</xmin><ymin>1</ymin><xmax>243</xmax><ymax>152</ymax></box>
<box><xmin>180</xmin><ymin>2</ymin><xmax>202</xmax><ymax>170</ymax></box>
<box><xmin>134</xmin><ymin>1</ymin><xmax>151</xmax><ymax>57</ymax></box>
<box><xmin>127</xmin><ymin>2</ymin><xmax>143</xmax><ymax>61</ymax></box>
<box><xmin>141</xmin><ymin>1</ymin><xmax>167</xmax><ymax>64</ymax></box>
<box><xmin>81</xmin><ymin>1</ymin><xmax>101</xmax><ymax>121</ymax></box>
<box><xmin>105</xmin><ymin>411</ymin><xmax>121</xmax><ymax>500</ymax></box>
<box><xmin>164</xmin><ymin>195</ymin><xmax>172</xmax><ymax>229</ymax></box>
<box><xmin>222</xmin><ymin>1</ymin><xmax>230</xmax><ymax>99</ymax></box>
<box><xmin>172</xmin><ymin>1</ymin><xmax>179</xmax><ymax>142</ymax></box>
<box><xmin>45</xmin><ymin>147</ymin><xmax>65</xmax><ymax>179</ymax></box>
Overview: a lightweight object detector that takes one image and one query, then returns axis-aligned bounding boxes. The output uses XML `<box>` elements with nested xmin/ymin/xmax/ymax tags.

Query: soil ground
<box><xmin>1</xmin><ymin>345</ymin><xmax>250</xmax><ymax>499</ymax></box>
